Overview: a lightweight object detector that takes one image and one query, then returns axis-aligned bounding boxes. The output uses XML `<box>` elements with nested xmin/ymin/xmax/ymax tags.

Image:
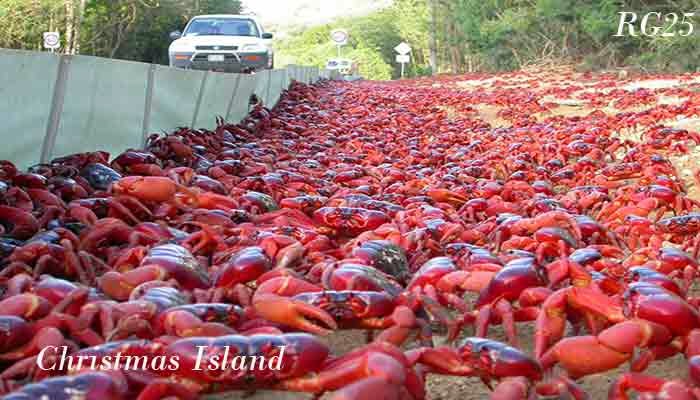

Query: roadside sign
<box><xmin>331</xmin><ymin>29</ymin><xmax>348</xmax><ymax>58</ymax></box>
<box><xmin>394</xmin><ymin>42</ymin><xmax>411</xmax><ymax>55</ymax></box>
<box><xmin>330</xmin><ymin>29</ymin><xmax>349</xmax><ymax>46</ymax></box>
<box><xmin>43</xmin><ymin>32</ymin><xmax>60</xmax><ymax>50</ymax></box>
<box><xmin>395</xmin><ymin>43</ymin><xmax>411</xmax><ymax>78</ymax></box>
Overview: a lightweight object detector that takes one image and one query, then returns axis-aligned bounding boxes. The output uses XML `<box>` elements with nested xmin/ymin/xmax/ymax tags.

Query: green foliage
<box><xmin>277</xmin><ymin>0</ymin><xmax>700</xmax><ymax>78</ymax></box>
<box><xmin>0</xmin><ymin>0</ymin><xmax>63</xmax><ymax>50</ymax></box>
<box><xmin>84</xmin><ymin>0</ymin><xmax>241</xmax><ymax>62</ymax></box>
<box><xmin>4</xmin><ymin>0</ymin><xmax>700</xmax><ymax>76</ymax></box>
<box><xmin>275</xmin><ymin>22</ymin><xmax>395</xmax><ymax>80</ymax></box>
<box><xmin>0</xmin><ymin>0</ymin><xmax>240</xmax><ymax>62</ymax></box>
<box><xmin>275</xmin><ymin>1</ymin><xmax>428</xmax><ymax>80</ymax></box>
<box><xmin>196</xmin><ymin>0</ymin><xmax>243</xmax><ymax>15</ymax></box>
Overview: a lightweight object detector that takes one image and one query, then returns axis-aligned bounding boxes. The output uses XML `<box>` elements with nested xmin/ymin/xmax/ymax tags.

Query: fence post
<box><xmin>275</xmin><ymin>70</ymin><xmax>281</xmax><ymax>103</ymax></box>
<box><xmin>224</xmin><ymin>74</ymin><xmax>242</xmax><ymax>122</ymax></box>
<box><xmin>191</xmin><ymin>71</ymin><xmax>210</xmax><ymax>128</ymax></box>
<box><xmin>248</xmin><ymin>74</ymin><xmax>257</xmax><ymax>114</ymax></box>
<box><xmin>264</xmin><ymin>71</ymin><xmax>273</xmax><ymax>107</ymax></box>
<box><xmin>141</xmin><ymin>64</ymin><xmax>156</xmax><ymax>146</ymax></box>
<box><xmin>40</xmin><ymin>55</ymin><xmax>71</xmax><ymax>163</ymax></box>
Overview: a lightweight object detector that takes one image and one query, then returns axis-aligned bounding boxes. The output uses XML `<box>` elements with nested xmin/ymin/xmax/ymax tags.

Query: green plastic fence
<box><xmin>0</xmin><ymin>48</ymin><xmax>322</xmax><ymax>169</ymax></box>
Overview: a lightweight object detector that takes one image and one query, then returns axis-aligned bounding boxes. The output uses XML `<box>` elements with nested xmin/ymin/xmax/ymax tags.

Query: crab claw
<box><xmin>328</xmin><ymin>377</ymin><xmax>402</xmax><ymax>400</ymax></box>
<box><xmin>491</xmin><ymin>377</ymin><xmax>531</xmax><ymax>400</ymax></box>
<box><xmin>253</xmin><ymin>293</ymin><xmax>337</xmax><ymax>335</ymax></box>
<box><xmin>111</xmin><ymin>176</ymin><xmax>178</xmax><ymax>202</ymax></box>
<box><xmin>539</xmin><ymin>319</ymin><xmax>672</xmax><ymax>379</ymax></box>
<box><xmin>425</xmin><ymin>189</ymin><xmax>467</xmax><ymax>206</ymax></box>
<box><xmin>256</xmin><ymin>276</ymin><xmax>323</xmax><ymax>296</ymax></box>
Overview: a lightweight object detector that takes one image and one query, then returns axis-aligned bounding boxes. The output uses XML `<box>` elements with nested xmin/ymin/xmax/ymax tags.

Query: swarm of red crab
<box><xmin>3</xmin><ymin>69</ymin><xmax>700</xmax><ymax>400</ymax></box>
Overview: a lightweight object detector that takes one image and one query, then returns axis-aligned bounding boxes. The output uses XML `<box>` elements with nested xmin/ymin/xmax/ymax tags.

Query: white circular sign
<box><xmin>43</xmin><ymin>32</ymin><xmax>60</xmax><ymax>49</ymax></box>
<box><xmin>330</xmin><ymin>29</ymin><xmax>348</xmax><ymax>45</ymax></box>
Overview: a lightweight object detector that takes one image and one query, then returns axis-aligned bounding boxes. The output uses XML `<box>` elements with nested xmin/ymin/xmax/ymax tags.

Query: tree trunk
<box><xmin>451</xmin><ymin>46</ymin><xmax>460</xmax><ymax>74</ymax></box>
<box><xmin>109</xmin><ymin>19</ymin><xmax>126</xmax><ymax>58</ymax></box>
<box><xmin>73</xmin><ymin>0</ymin><xmax>86</xmax><ymax>54</ymax></box>
<box><xmin>429</xmin><ymin>0</ymin><xmax>438</xmax><ymax>75</ymax></box>
<box><xmin>64</xmin><ymin>0</ymin><xmax>75</xmax><ymax>54</ymax></box>
<box><xmin>108</xmin><ymin>3</ymin><xmax>138</xmax><ymax>59</ymax></box>
<box><xmin>447</xmin><ymin>14</ymin><xmax>461</xmax><ymax>74</ymax></box>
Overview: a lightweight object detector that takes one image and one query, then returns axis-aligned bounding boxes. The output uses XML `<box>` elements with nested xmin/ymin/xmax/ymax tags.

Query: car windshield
<box><xmin>184</xmin><ymin>18</ymin><xmax>259</xmax><ymax>37</ymax></box>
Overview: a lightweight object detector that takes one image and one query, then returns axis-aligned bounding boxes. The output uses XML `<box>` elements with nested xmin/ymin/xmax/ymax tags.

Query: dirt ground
<box><xmin>204</xmin><ymin>323</ymin><xmax>689</xmax><ymax>399</ymax></box>
<box><xmin>206</xmin><ymin>71</ymin><xmax>700</xmax><ymax>399</ymax></box>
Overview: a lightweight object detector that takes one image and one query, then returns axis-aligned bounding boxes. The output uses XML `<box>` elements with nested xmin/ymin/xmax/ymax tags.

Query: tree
<box><xmin>0</xmin><ymin>0</ymin><xmax>64</xmax><ymax>50</ymax></box>
<box><xmin>79</xmin><ymin>0</ymin><xmax>241</xmax><ymax>62</ymax></box>
<box><xmin>0</xmin><ymin>0</ymin><xmax>240</xmax><ymax>63</ymax></box>
<box><xmin>428</xmin><ymin>0</ymin><xmax>438</xmax><ymax>74</ymax></box>
<box><xmin>64</xmin><ymin>0</ymin><xmax>75</xmax><ymax>54</ymax></box>
<box><xmin>274</xmin><ymin>9</ymin><xmax>402</xmax><ymax>80</ymax></box>
<box><xmin>3</xmin><ymin>0</ymin><xmax>700</xmax><ymax>74</ymax></box>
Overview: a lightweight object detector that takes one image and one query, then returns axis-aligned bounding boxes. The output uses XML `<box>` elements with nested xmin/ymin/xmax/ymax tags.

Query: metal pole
<box><xmin>191</xmin><ymin>71</ymin><xmax>210</xmax><ymax>128</ymax></box>
<box><xmin>141</xmin><ymin>64</ymin><xmax>156</xmax><ymax>146</ymax></box>
<box><xmin>401</xmin><ymin>62</ymin><xmax>405</xmax><ymax>79</ymax></box>
<box><xmin>264</xmin><ymin>70</ymin><xmax>272</xmax><ymax>106</ymax></box>
<box><xmin>337</xmin><ymin>45</ymin><xmax>341</xmax><ymax>58</ymax></box>
<box><xmin>41</xmin><ymin>55</ymin><xmax>72</xmax><ymax>163</ymax></box>
<box><xmin>224</xmin><ymin>74</ymin><xmax>242</xmax><ymax>121</ymax></box>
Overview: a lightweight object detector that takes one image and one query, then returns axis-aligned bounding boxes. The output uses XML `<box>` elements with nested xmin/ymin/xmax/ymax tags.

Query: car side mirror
<box><xmin>262</xmin><ymin>32</ymin><xmax>273</xmax><ymax>39</ymax></box>
<box><xmin>170</xmin><ymin>30</ymin><xmax>182</xmax><ymax>40</ymax></box>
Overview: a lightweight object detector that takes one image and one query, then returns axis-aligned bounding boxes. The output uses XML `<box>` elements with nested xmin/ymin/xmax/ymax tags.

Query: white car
<box><xmin>168</xmin><ymin>14</ymin><xmax>274</xmax><ymax>73</ymax></box>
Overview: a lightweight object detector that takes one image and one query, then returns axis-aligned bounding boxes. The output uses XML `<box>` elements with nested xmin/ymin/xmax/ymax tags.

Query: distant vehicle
<box><xmin>326</xmin><ymin>58</ymin><xmax>356</xmax><ymax>75</ymax></box>
<box><xmin>168</xmin><ymin>14</ymin><xmax>274</xmax><ymax>73</ymax></box>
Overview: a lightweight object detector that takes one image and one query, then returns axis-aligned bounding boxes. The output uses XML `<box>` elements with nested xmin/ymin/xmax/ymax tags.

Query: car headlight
<box><xmin>170</xmin><ymin>53</ymin><xmax>193</xmax><ymax>61</ymax></box>
<box><xmin>169</xmin><ymin>39</ymin><xmax>192</xmax><ymax>53</ymax></box>
<box><xmin>241</xmin><ymin>43</ymin><xmax>266</xmax><ymax>52</ymax></box>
